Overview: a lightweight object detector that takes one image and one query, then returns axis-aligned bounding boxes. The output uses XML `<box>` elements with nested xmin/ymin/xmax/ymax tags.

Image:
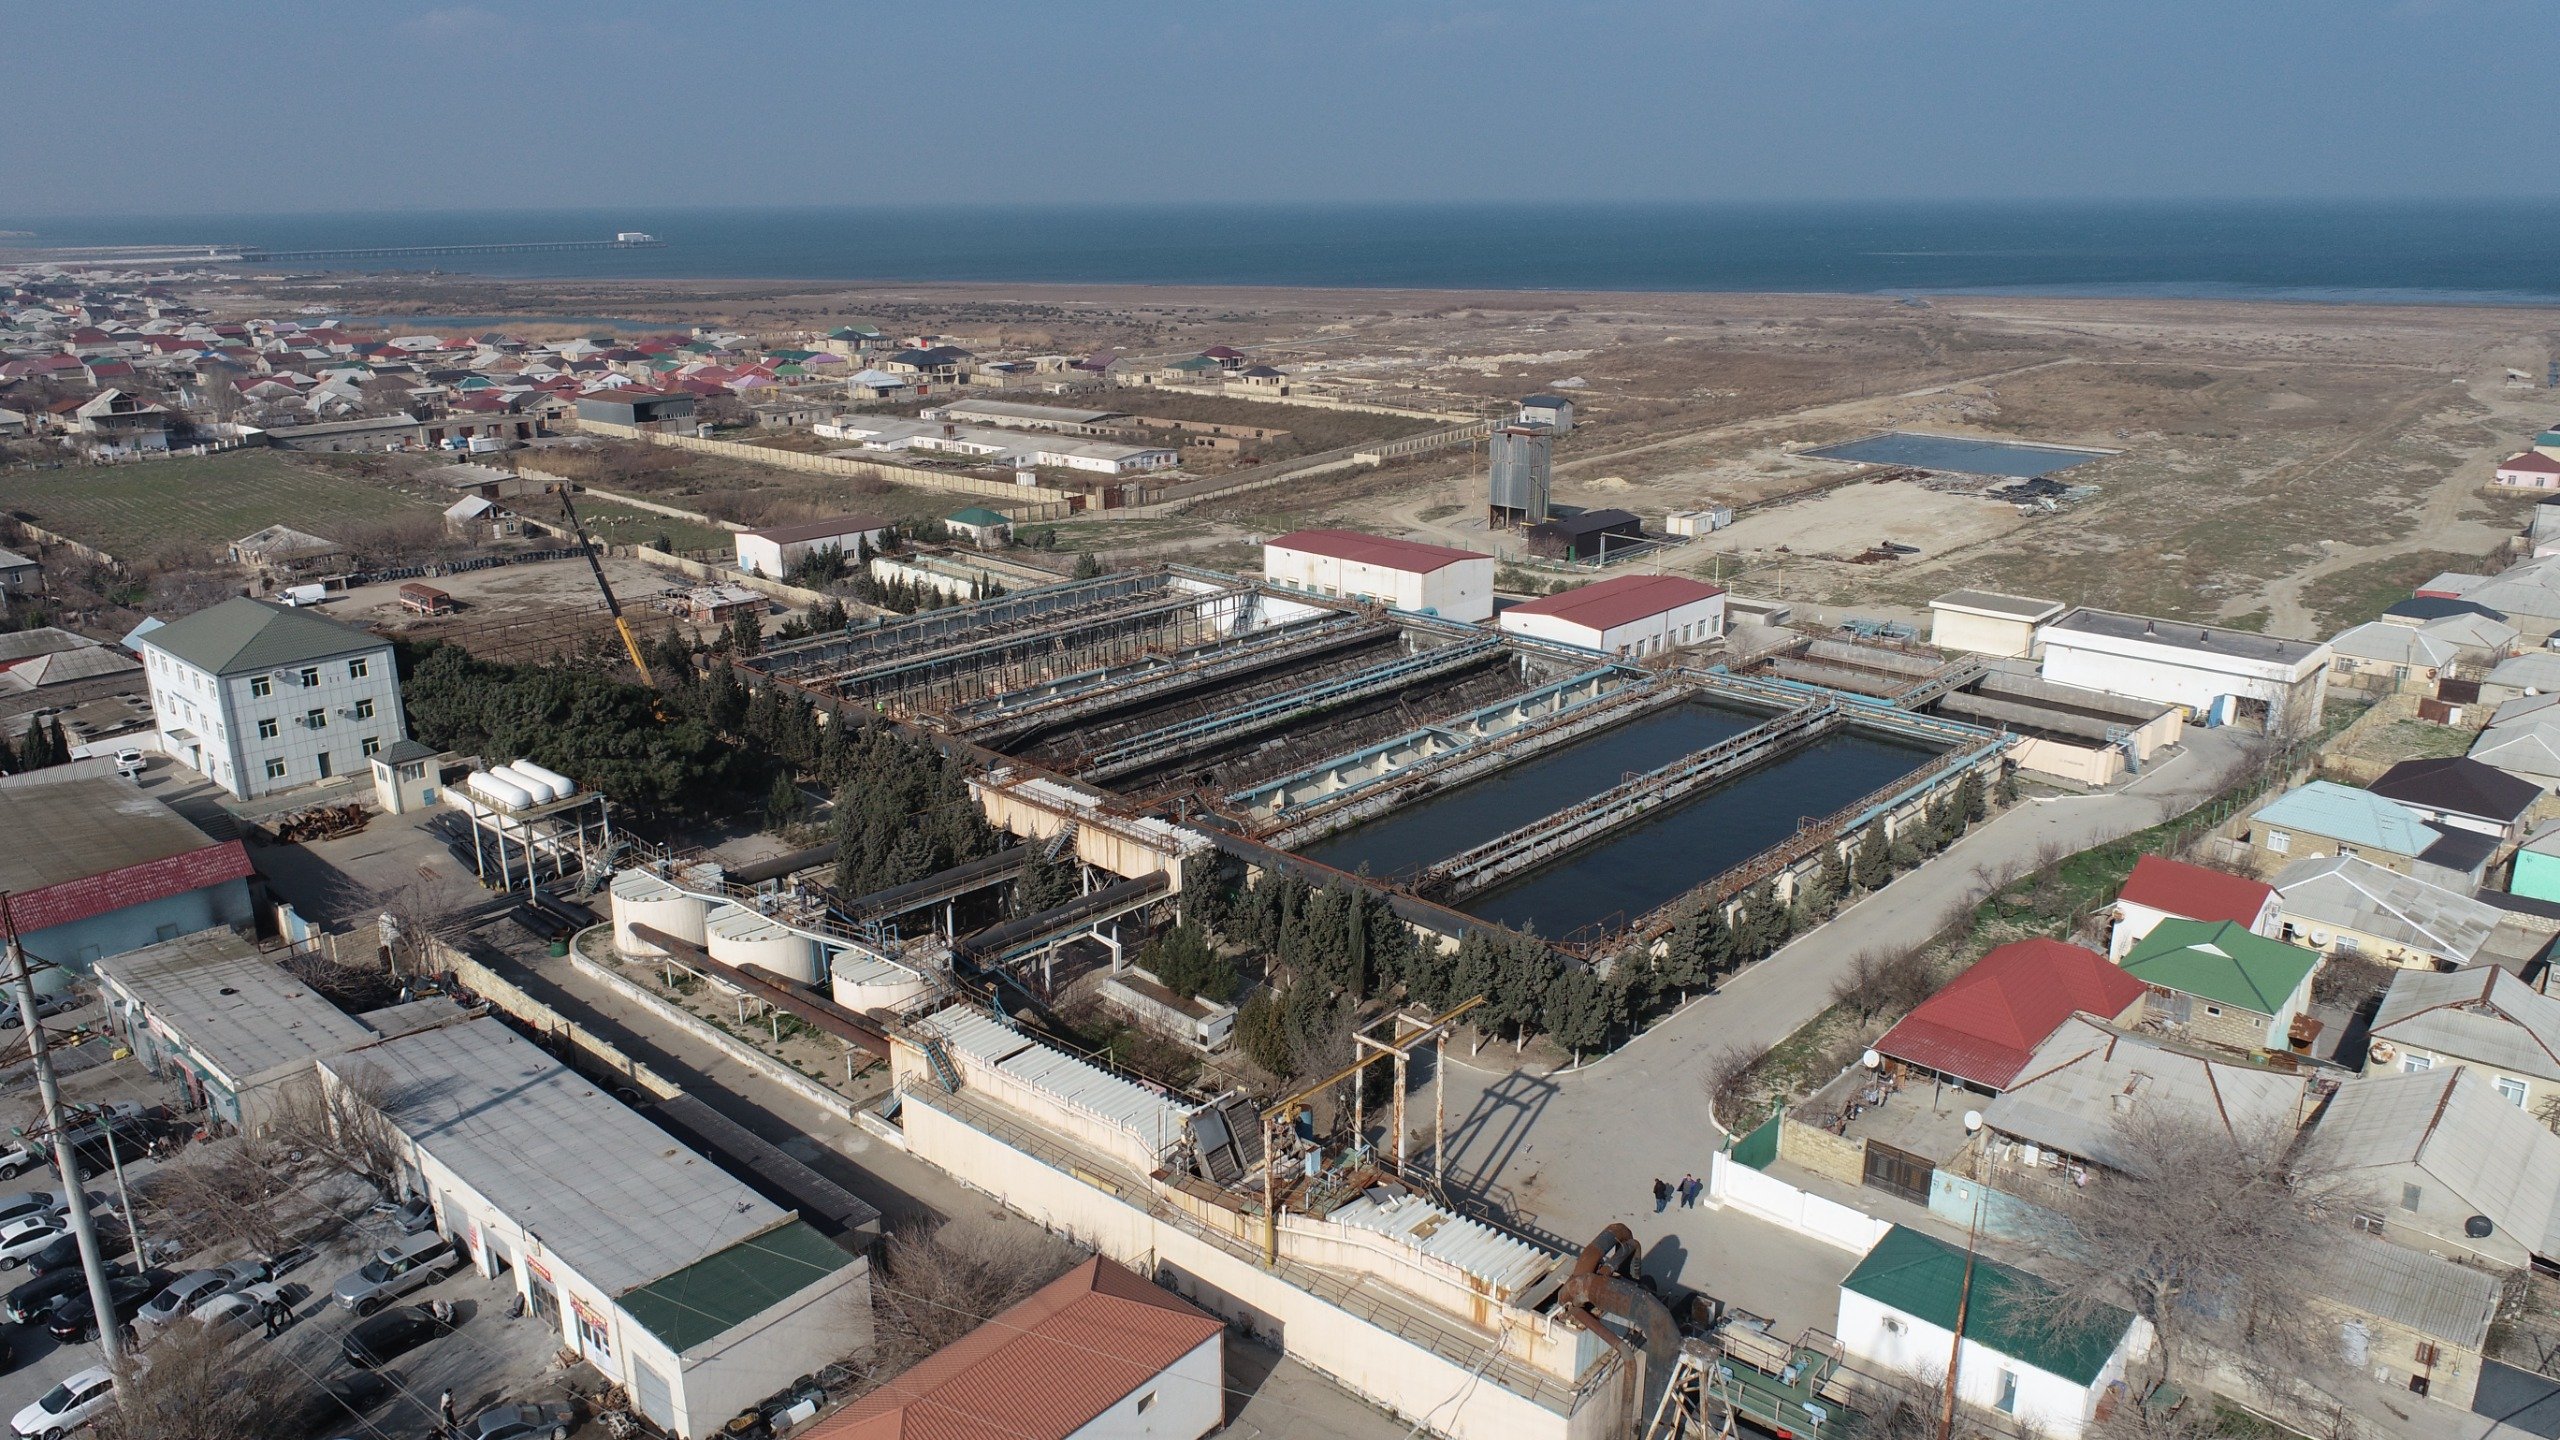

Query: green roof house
<box><xmin>1839</xmin><ymin>1226</ymin><xmax>2147</xmax><ymax>1438</ymax></box>
<box><xmin>2120</xmin><ymin>918</ymin><xmax>2321</xmax><ymax>1053</ymax></box>
<box><xmin>946</xmin><ymin>507</ymin><xmax>1012</xmax><ymax>547</ymax></box>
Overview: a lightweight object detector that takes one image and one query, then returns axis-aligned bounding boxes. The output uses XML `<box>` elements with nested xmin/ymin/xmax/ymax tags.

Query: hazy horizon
<box><xmin>8</xmin><ymin>1</ymin><xmax>2549</xmax><ymax>215</ymax></box>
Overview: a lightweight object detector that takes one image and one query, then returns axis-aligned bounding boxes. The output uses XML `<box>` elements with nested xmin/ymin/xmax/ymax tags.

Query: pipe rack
<box><xmin>951</xmin><ymin>614</ymin><xmax>1388</xmax><ymax>746</ymax></box>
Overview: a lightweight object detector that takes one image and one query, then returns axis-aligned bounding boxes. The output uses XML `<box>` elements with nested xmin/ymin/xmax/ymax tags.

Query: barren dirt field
<box><xmin>226</xmin><ymin>273</ymin><xmax>2560</xmax><ymax>638</ymax></box>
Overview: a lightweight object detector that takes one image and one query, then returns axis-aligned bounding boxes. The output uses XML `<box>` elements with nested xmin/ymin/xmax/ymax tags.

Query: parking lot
<box><xmin>0</xmin><ymin>983</ymin><xmax>586</xmax><ymax>1440</ymax></box>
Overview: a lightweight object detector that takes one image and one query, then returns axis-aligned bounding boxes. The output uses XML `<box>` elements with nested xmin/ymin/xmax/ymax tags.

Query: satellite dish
<box><xmin>1964</xmin><ymin>1111</ymin><xmax>1984</xmax><ymax>1133</ymax></box>
<box><xmin>1861</xmin><ymin>1049</ymin><xmax>1881</xmax><ymax>1070</ymax></box>
<box><xmin>2467</xmin><ymin>1215</ymin><xmax>2496</xmax><ymax>1239</ymax></box>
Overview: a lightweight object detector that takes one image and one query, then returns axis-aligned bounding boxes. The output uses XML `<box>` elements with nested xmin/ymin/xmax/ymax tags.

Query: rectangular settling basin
<box><xmin>1465</xmin><ymin>729</ymin><xmax>1941</xmax><ymax>939</ymax></box>
<box><xmin>1298</xmin><ymin>700</ymin><xmax>1766</xmax><ymax>880</ymax></box>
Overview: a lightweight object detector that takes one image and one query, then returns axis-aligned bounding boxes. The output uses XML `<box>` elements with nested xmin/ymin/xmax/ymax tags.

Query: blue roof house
<box><xmin>2246</xmin><ymin>781</ymin><xmax>2498</xmax><ymax>888</ymax></box>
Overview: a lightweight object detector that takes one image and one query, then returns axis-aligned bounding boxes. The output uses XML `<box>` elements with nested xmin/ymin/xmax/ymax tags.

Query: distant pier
<box><xmin>8</xmin><ymin>233</ymin><xmax>666</xmax><ymax>269</ymax></box>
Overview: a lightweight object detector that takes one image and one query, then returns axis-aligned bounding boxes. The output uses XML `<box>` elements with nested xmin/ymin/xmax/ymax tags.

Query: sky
<box><xmin>6</xmin><ymin>1</ymin><xmax>2547</xmax><ymax>215</ymax></box>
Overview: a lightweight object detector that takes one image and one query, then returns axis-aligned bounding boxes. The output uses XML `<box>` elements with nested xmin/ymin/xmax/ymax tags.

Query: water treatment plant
<box><xmin>736</xmin><ymin>564</ymin><xmax>2011</xmax><ymax>957</ymax></box>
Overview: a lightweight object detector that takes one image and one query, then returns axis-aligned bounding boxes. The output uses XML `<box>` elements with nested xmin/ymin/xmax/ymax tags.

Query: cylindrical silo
<box><xmin>706</xmin><ymin>904</ymin><xmax>819</xmax><ymax>984</ymax></box>
<box><xmin>611</xmin><ymin>869</ymin><xmax>710</xmax><ymax>958</ymax></box>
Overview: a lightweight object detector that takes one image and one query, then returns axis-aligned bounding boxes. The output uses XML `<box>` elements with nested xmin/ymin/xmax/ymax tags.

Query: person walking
<box><xmin>1680</xmin><ymin>1173</ymin><xmax>1701</xmax><ymax>1208</ymax></box>
<box><xmin>1652</xmin><ymin>1177</ymin><xmax>1671</xmax><ymax>1213</ymax></box>
<box><xmin>262</xmin><ymin>1296</ymin><xmax>285</xmax><ymax>1338</ymax></box>
<box><xmin>439</xmin><ymin>1389</ymin><xmax>457</xmax><ymax>1432</ymax></box>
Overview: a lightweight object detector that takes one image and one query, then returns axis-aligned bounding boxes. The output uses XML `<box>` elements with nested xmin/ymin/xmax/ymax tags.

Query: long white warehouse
<box><xmin>2036</xmin><ymin>607</ymin><xmax>2331</xmax><ymax>736</ymax></box>
<box><xmin>1263</xmin><ymin>529</ymin><xmax>1496</xmax><ymax>623</ymax></box>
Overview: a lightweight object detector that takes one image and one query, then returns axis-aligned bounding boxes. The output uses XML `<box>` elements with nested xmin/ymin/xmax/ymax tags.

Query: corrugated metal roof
<box><xmin>140</xmin><ymin>597</ymin><xmax>383</xmax><ymax>675</ymax></box>
<box><xmin>2371</xmin><ymin>967</ymin><xmax>2560</xmax><ymax>1084</ymax></box>
<box><xmin>0</xmin><ymin>761</ymin><xmax>252</xmax><ymax>931</ymax></box>
<box><xmin>2309</xmin><ymin>1068</ymin><xmax>2560</xmax><ymax>1259</ymax></box>
<box><xmin>2117</xmin><ymin>854</ymin><xmax>2276</xmax><ymax>928</ymax></box>
<box><xmin>1266</xmin><ymin>528</ymin><xmax>1489</xmax><ymax>575</ymax></box>
<box><xmin>1876</xmin><ymin>938</ymin><xmax>2146</xmax><ymax>1091</ymax></box>
<box><xmin>803</xmin><ymin>1258</ymin><xmax>1222</xmax><ymax>1440</ymax></box>
<box><xmin>1981</xmin><ymin>1017</ymin><xmax>2309</xmax><ymax>1174</ymax></box>
<box><xmin>2322</xmin><ymin>1235</ymin><xmax>2497</xmax><ymax>1349</ymax></box>
<box><xmin>2274</xmin><ymin>853</ymin><xmax>2499</xmax><ymax>962</ymax></box>
<box><xmin>1502</xmin><ymin>573</ymin><xmax>1725</xmax><ymax>634</ymax></box>
<box><xmin>2330</xmin><ymin>621</ymin><xmax>2461</xmax><ymax>669</ymax></box>
<box><xmin>2251</xmin><ymin>781</ymin><xmax>2442</xmax><ymax>858</ymax></box>
<box><xmin>1842</xmin><ymin>1226</ymin><xmax>2131</xmax><ymax>1386</ymax></box>
<box><xmin>917</xmin><ymin>1008</ymin><xmax>1195</xmax><ymax>1160</ymax></box>
<box><xmin>2120</xmin><ymin>919</ymin><xmax>2320</xmax><ymax>1016</ymax></box>
<box><xmin>1329</xmin><ymin>1191</ymin><xmax>1554</xmax><ymax>1298</ymax></box>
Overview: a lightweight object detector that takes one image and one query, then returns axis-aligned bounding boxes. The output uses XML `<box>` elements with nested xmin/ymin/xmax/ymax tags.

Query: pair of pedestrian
<box><xmin>261</xmin><ymin>1295</ymin><xmax>288</xmax><ymax>1338</ymax></box>
<box><xmin>1676</xmin><ymin>1172</ymin><xmax>1701</xmax><ymax>1208</ymax></box>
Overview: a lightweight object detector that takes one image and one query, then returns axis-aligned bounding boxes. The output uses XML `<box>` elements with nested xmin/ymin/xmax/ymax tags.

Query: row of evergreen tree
<box><xmin>1176</xmin><ymin>767</ymin><xmax>1991</xmax><ymax>1076</ymax></box>
<box><xmin>1</xmin><ymin>716</ymin><xmax>74</xmax><ymax>775</ymax></box>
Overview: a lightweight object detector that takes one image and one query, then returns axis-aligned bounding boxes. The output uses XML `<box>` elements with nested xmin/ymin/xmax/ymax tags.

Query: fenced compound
<box><xmin>572</xmin><ymin>417</ymin><xmax>1077</xmax><ymax>517</ymax></box>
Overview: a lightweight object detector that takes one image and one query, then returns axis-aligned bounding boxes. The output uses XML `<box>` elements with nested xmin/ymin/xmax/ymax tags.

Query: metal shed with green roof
<box><xmin>1838</xmin><ymin>1225</ymin><xmax>2145</xmax><ymax>1437</ymax></box>
<box><xmin>2119</xmin><ymin>918</ymin><xmax>2321</xmax><ymax>1052</ymax></box>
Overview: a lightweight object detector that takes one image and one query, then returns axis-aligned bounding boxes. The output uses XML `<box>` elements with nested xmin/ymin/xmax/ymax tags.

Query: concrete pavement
<box><xmin>1423</xmin><ymin>728</ymin><xmax>2263</xmax><ymax>1252</ymax></box>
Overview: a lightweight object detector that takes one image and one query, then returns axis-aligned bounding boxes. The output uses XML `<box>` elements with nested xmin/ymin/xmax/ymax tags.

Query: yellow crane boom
<box><xmin>556</xmin><ymin>486</ymin><xmax>655</xmax><ymax>686</ymax></box>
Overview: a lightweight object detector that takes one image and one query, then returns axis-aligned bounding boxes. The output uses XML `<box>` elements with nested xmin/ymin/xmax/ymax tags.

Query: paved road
<box><xmin>1423</xmin><ymin>728</ymin><xmax>2262</xmax><ymax>1250</ymax></box>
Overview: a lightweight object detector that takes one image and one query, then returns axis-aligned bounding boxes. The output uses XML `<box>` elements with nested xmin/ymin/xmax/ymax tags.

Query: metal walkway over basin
<box><xmin>1420</xmin><ymin>702</ymin><xmax>1843</xmax><ymax>901</ymax></box>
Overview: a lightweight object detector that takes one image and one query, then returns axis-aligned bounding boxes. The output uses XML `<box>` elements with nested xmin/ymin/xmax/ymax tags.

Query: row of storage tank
<box><xmin>461</xmin><ymin>759</ymin><xmax>581</xmax><ymax>812</ymax></box>
<box><xmin>608</xmin><ymin>869</ymin><xmax>929</xmax><ymax>1012</ymax></box>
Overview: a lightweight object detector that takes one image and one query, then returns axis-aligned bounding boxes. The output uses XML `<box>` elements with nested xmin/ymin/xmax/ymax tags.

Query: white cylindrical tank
<box><xmin>706</xmin><ymin>904</ymin><xmax>820</xmax><ymax>985</ymax></box>
<box><xmin>511</xmin><ymin>760</ymin><xmax>578</xmax><ymax>800</ymax></box>
<box><xmin>610</xmin><ymin>869</ymin><xmax>710</xmax><ymax>958</ymax></box>
<box><xmin>831</xmin><ymin>949</ymin><xmax>930</xmax><ymax>1013</ymax></box>
<box><xmin>465</xmin><ymin>770</ymin><xmax>533</xmax><ymax>810</ymax></box>
<box><xmin>490</xmin><ymin>762</ymin><xmax>561</xmax><ymax>805</ymax></box>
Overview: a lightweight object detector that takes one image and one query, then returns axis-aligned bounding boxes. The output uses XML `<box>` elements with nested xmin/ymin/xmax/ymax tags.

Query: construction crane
<box><xmin>556</xmin><ymin>486</ymin><xmax>656</xmax><ymax>686</ymax></box>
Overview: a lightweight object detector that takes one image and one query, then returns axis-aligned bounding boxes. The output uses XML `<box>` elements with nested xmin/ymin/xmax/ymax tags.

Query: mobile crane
<box><xmin>556</xmin><ymin>485</ymin><xmax>656</xmax><ymax>686</ymax></box>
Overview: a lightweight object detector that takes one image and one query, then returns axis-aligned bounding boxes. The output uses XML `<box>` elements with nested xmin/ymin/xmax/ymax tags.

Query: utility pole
<box><xmin>0</xmin><ymin>897</ymin><xmax>127</xmax><ymax>1381</ymax></box>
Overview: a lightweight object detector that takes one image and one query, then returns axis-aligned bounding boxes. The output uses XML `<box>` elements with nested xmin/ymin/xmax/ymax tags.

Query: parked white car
<box><xmin>11</xmin><ymin>1365</ymin><xmax>114</xmax><ymax>1439</ymax></box>
<box><xmin>0</xmin><ymin>1216</ymin><xmax>67</xmax><ymax>1270</ymax></box>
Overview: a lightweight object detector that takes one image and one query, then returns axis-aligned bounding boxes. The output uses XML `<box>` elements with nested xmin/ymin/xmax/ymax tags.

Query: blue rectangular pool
<box><xmin>1800</xmin><ymin>431</ymin><xmax>2111</xmax><ymax>479</ymax></box>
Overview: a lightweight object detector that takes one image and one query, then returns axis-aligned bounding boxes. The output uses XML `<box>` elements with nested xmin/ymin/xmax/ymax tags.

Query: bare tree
<box><xmin>1829</xmin><ymin>948</ymin><xmax>1938</xmax><ymax>1025</ymax></box>
<box><xmin>267</xmin><ymin>1066</ymin><xmax>409</xmax><ymax>1199</ymax></box>
<box><xmin>91</xmin><ymin>1318</ymin><xmax>299</xmax><ymax>1440</ymax></box>
<box><xmin>134</xmin><ymin>1146</ymin><xmax>296</xmax><ymax>1259</ymax></box>
<box><xmin>1701</xmin><ymin>1044</ymin><xmax>1767</xmax><ymax>1129</ymax></box>
<box><xmin>2025</xmin><ymin>1108</ymin><xmax>2365</xmax><ymax>1393</ymax></box>
<box><xmin>863</xmin><ymin>1215</ymin><xmax>1087</xmax><ymax>1385</ymax></box>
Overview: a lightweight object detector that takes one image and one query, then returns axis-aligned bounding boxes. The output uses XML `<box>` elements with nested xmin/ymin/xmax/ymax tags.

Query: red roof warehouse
<box><xmin>1874</xmin><ymin>938</ymin><xmax>2147</xmax><ymax>1092</ymax></box>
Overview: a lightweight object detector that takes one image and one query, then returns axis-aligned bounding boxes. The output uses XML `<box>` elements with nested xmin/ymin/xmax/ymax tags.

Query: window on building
<box><xmin>250</xmin><ymin>676</ymin><xmax>271</xmax><ymax>698</ymax></box>
<box><xmin>305</xmin><ymin>708</ymin><xmax>326</xmax><ymax>729</ymax></box>
<box><xmin>2401</xmin><ymin>1182</ymin><xmax>2424</xmax><ymax>1212</ymax></box>
<box><xmin>2336</xmin><ymin>935</ymin><xmax>2361</xmax><ymax>955</ymax></box>
<box><xmin>2498</xmin><ymin>1076</ymin><xmax>2529</xmax><ymax>1107</ymax></box>
<box><xmin>2352</xmin><ymin>1212</ymin><xmax>2386</xmax><ymax>1235</ymax></box>
<box><xmin>348</xmin><ymin>657</ymin><xmax>369</xmax><ymax>679</ymax></box>
<box><xmin>257</xmin><ymin>717</ymin><xmax>279</xmax><ymax>740</ymax></box>
<box><xmin>353</xmin><ymin>697</ymin><xmax>375</xmax><ymax>720</ymax></box>
<box><xmin>361</xmin><ymin>736</ymin><xmax>381</xmax><ymax>758</ymax></box>
<box><xmin>1995</xmin><ymin>1371</ymin><xmax>2019</xmax><ymax>1415</ymax></box>
<box><xmin>2403</xmin><ymin>1054</ymin><xmax>2433</xmax><ymax>1074</ymax></box>
<box><xmin>2264</xmin><ymin>830</ymin><xmax>2291</xmax><ymax>854</ymax></box>
<box><xmin>264</xmin><ymin>758</ymin><xmax>286</xmax><ymax>780</ymax></box>
<box><xmin>1136</xmin><ymin>1393</ymin><xmax>1157</xmax><ymax>1415</ymax></box>
<box><xmin>2204</xmin><ymin>1005</ymin><xmax>2223</xmax><ymax>1017</ymax></box>
<box><xmin>298</xmin><ymin>667</ymin><xmax>319</xmax><ymax>687</ymax></box>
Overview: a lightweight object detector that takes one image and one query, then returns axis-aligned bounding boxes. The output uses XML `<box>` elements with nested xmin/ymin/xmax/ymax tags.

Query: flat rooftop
<box><xmin>98</xmin><ymin>929</ymin><xmax>376</xmax><ymax>1085</ymax></box>
<box><xmin>332</xmin><ymin>1016</ymin><xmax>792</xmax><ymax>1296</ymax></box>
<box><xmin>0</xmin><ymin>759</ymin><xmax>238</xmax><ymax>893</ymax></box>
<box><xmin>1931</xmin><ymin>589</ymin><xmax>2065</xmax><ymax>623</ymax></box>
<box><xmin>2043</xmin><ymin>607</ymin><xmax>2326</xmax><ymax>665</ymax></box>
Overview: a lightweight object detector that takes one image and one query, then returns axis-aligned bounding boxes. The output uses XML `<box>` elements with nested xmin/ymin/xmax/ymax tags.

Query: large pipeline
<box><xmin>629</xmin><ymin>923</ymin><xmax>892</xmax><ymax>1058</ymax></box>
<box><xmin>1557</xmin><ymin>1223</ymin><xmax>1681</xmax><ymax>1429</ymax></box>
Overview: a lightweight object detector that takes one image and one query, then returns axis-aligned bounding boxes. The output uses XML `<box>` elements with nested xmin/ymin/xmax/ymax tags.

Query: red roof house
<box><xmin>2109</xmin><ymin>854</ymin><xmax>2278</xmax><ymax>958</ymax></box>
<box><xmin>1499</xmin><ymin>573</ymin><xmax>1726</xmax><ymax>652</ymax></box>
<box><xmin>1874</xmin><ymin>938</ymin><xmax>2145</xmax><ymax>1092</ymax></box>
<box><xmin>804</xmin><ymin>1257</ymin><xmax>1225</xmax><ymax>1440</ymax></box>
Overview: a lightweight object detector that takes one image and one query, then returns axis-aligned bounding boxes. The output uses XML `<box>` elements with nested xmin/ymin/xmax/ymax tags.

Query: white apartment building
<box><xmin>139</xmin><ymin>597</ymin><xmax>407</xmax><ymax>799</ymax></box>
